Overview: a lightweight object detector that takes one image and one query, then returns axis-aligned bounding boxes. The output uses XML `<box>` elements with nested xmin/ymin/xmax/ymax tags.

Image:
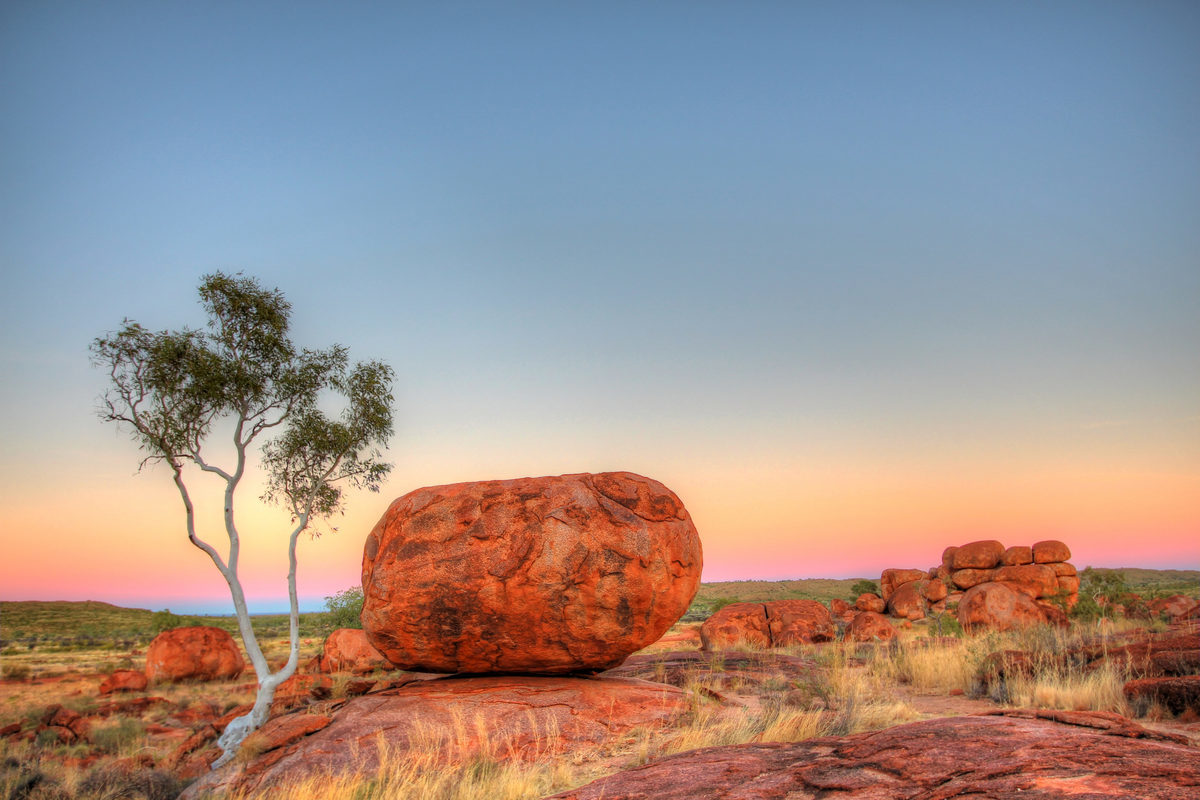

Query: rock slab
<box><xmin>361</xmin><ymin>471</ymin><xmax>702</xmax><ymax>674</ymax></box>
<box><xmin>548</xmin><ymin>710</ymin><xmax>1199</xmax><ymax>799</ymax></box>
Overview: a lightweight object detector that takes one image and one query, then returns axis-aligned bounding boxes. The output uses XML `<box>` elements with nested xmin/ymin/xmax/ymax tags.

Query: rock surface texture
<box><xmin>957</xmin><ymin>581</ymin><xmax>1060</xmax><ymax>632</ymax></box>
<box><xmin>319</xmin><ymin>628</ymin><xmax>392</xmax><ymax>675</ymax></box>
<box><xmin>145</xmin><ymin>626</ymin><xmax>244</xmax><ymax>683</ymax></box>
<box><xmin>361</xmin><ymin>472</ymin><xmax>702</xmax><ymax>674</ymax></box>
<box><xmin>186</xmin><ymin>675</ymin><xmax>687</xmax><ymax>798</ymax></box>
<box><xmin>547</xmin><ymin>710</ymin><xmax>1200</xmax><ymax>800</ymax></box>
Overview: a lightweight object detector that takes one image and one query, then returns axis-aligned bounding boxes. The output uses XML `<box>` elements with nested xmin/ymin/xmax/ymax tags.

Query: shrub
<box><xmin>150</xmin><ymin>609</ymin><xmax>185</xmax><ymax>633</ymax></box>
<box><xmin>1</xmin><ymin>663</ymin><xmax>30</xmax><ymax>681</ymax></box>
<box><xmin>848</xmin><ymin>580</ymin><xmax>879</xmax><ymax>600</ymax></box>
<box><xmin>76</xmin><ymin>767</ymin><xmax>182</xmax><ymax>800</ymax></box>
<box><xmin>324</xmin><ymin>587</ymin><xmax>364</xmax><ymax>630</ymax></box>
<box><xmin>708</xmin><ymin>597</ymin><xmax>741</xmax><ymax>615</ymax></box>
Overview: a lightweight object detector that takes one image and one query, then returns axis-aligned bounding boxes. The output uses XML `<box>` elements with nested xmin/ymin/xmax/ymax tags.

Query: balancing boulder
<box><xmin>361</xmin><ymin>472</ymin><xmax>703</xmax><ymax>674</ymax></box>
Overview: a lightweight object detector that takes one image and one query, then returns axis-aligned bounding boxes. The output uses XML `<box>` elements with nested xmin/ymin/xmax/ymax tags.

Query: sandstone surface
<box><xmin>1032</xmin><ymin>539</ymin><xmax>1071</xmax><ymax>563</ymax></box>
<box><xmin>547</xmin><ymin>711</ymin><xmax>1199</xmax><ymax>800</ymax></box>
<box><xmin>992</xmin><ymin>564</ymin><xmax>1058</xmax><ymax>598</ymax></box>
<box><xmin>188</xmin><ymin>675</ymin><xmax>687</xmax><ymax>797</ymax></box>
<box><xmin>699</xmin><ymin>602</ymin><xmax>771</xmax><ymax>649</ymax></box>
<box><xmin>844</xmin><ymin>611</ymin><xmax>896</xmax><ymax>642</ymax></box>
<box><xmin>700</xmin><ymin>600</ymin><xmax>833</xmax><ymax>649</ymax></box>
<box><xmin>880</xmin><ymin>569</ymin><xmax>925</xmax><ymax>602</ymax></box>
<box><xmin>145</xmin><ymin>626</ymin><xmax>244</xmax><ymax>683</ymax></box>
<box><xmin>951</xmin><ymin>540</ymin><xmax>1005</xmax><ymax>570</ymax></box>
<box><xmin>319</xmin><ymin>628</ymin><xmax>392</xmax><ymax>674</ymax></box>
<box><xmin>1002</xmin><ymin>545</ymin><xmax>1033</xmax><ymax>565</ymax></box>
<box><xmin>361</xmin><ymin>471</ymin><xmax>701</xmax><ymax>674</ymax></box>
<box><xmin>885</xmin><ymin>581</ymin><xmax>925</xmax><ymax>619</ymax></box>
<box><xmin>854</xmin><ymin>593</ymin><xmax>885</xmax><ymax>613</ymax></box>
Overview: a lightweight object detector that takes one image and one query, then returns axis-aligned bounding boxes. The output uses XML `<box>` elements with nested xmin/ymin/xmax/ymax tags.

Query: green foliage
<box><xmin>849</xmin><ymin>580</ymin><xmax>880</xmax><ymax>599</ymax></box>
<box><xmin>91</xmin><ymin>271</ymin><xmax>395</xmax><ymax>528</ymax></box>
<box><xmin>324</xmin><ymin>586</ymin><xmax>365</xmax><ymax>629</ymax></box>
<box><xmin>1074</xmin><ymin>567</ymin><xmax>1134</xmax><ymax>620</ymax></box>
<box><xmin>150</xmin><ymin>609</ymin><xmax>185</xmax><ymax>633</ymax></box>
<box><xmin>708</xmin><ymin>597</ymin><xmax>741</xmax><ymax>615</ymax></box>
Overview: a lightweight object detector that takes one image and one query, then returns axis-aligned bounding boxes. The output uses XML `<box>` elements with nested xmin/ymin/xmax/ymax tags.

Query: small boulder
<box><xmin>957</xmin><ymin>582</ymin><xmax>1059</xmax><ymax>632</ymax></box>
<box><xmin>855</xmin><ymin>593</ymin><xmax>885</xmax><ymax>613</ymax></box>
<box><xmin>950</xmin><ymin>568</ymin><xmax>995</xmax><ymax>590</ymax></box>
<box><xmin>145</xmin><ymin>626</ymin><xmax>244</xmax><ymax>683</ymax></box>
<box><xmin>320</xmin><ymin>629</ymin><xmax>392</xmax><ymax>675</ymax></box>
<box><xmin>1001</xmin><ymin>545</ymin><xmax>1033</xmax><ymax>566</ymax></box>
<box><xmin>829</xmin><ymin>598</ymin><xmax>852</xmax><ymax>619</ymax></box>
<box><xmin>951</xmin><ymin>540</ymin><xmax>1005</xmax><ymax>570</ymax></box>
<box><xmin>361</xmin><ymin>472</ymin><xmax>702</xmax><ymax>674</ymax></box>
<box><xmin>1032</xmin><ymin>540</ymin><xmax>1071</xmax><ymax>563</ymax></box>
<box><xmin>98</xmin><ymin>670</ymin><xmax>148</xmax><ymax>696</ymax></box>
<box><xmin>886</xmin><ymin>581</ymin><xmax>926</xmax><ymax>619</ymax></box>
<box><xmin>922</xmin><ymin>578</ymin><xmax>948</xmax><ymax>602</ymax></box>
<box><xmin>765</xmin><ymin>600</ymin><xmax>834</xmax><ymax>645</ymax></box>
<box><xmin>845</xmin><ymin>611</ymin><xmax>896</xmax><ymax>642</ymax></box>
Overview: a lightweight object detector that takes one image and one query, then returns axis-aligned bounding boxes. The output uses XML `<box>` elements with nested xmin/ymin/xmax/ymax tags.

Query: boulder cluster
<box><xmin>867</xmin><ymin>539</ymin><xmax>1078</xmax><ymax>632</ymax></box>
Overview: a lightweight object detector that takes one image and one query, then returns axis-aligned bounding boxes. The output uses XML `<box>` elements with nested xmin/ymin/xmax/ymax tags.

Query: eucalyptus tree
<box><xmin>91</xmin><ymin>273</ymin><xmax>394</xmax><ymax>766</ymax></box>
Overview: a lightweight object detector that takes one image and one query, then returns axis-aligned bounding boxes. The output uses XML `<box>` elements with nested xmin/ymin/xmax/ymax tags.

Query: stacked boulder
<box><xmin>876</xmin><ymin>539</ymin><xmax>1078</xmax><ymax>631</ymax></box>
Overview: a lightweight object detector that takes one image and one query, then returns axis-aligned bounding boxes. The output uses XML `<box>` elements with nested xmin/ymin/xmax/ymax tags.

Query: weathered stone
<box><xmin>950</xmin><ymin>568</ymin><xmax>995</xmax><ymax>590</ymax></box>
<box><xmin>957</xmin><ymin>581</ymin><xmax>1058</xmax><ymax>632</ymax></box>
<box><xmin>1124</xmin><ymin>676</ymin><xmax>1200</xmax><ymax>715</ymax></box>
<box><xmin>1001</xmin><ymin>545</ymin><xmax>1033</xmax><ymax>566</ymax></box>
<box><xmin>361</xmin><ymin>471</ymin><xmax>702</xmax><ymax>674</ymax></box>
<box><xmin>547</xmin><ymin>711</ymin><xmax>1197</xmax><ymax>800</ymax></box>
<box><xmin>1057</xmin><ymin>575</ymin><xmax>1081</xmax><ymax>595</ymax></box>
<box><xmin>319</xmin><ymin>628</ymin><xmax>392</xmax><ymax>675</ymax></box>
<box><xmin>880</xmin><ymin>568</ymin><xmax>926</xmax><ymax>602</ymax></box>
<box><xmin>1032</xmin><ymin>539</ymin><xmax>1071</xmax><ymax>563</ymax></box>
<box><xmin>922</xmin><ymin>578</ymin><xmax>948</xmax><ymax>602</ymax></box>
<box><xmin>699</xmin><ymin>603</ymin><xmax>770</xmax><ymax>649</ymax></box>
<box><xmin>98</xmin><ymin>669</ymin><xmax>148</xmax><ymax>695</ymax></box>
<box><xmin>845</xmin><ymin>611</ymin><xmax>896</xmax><ymax>642</ymax></box>
<box><xmin>829</xmin><ymin>598</ymin><xmax>852</xmax><ymax>619</ymax></box>
<box><xmin>1049</xmin><ymin>562</ymin><xmax>1077</xmax><ymax>577</ymax></box>
<box><xmin>145</xmin><ymin>626</ymin><xmax>244</xmax><ymax>683</ymax></box>
<box><xmin>1148</xmin><ymin>595</ymin><xmax>1200</xmax><ymax>621</ymax></box>
<box><xmin>886</xmin><ymin>580</ymin><xmax>926</xmax><ymax>619</ymax></box>
<box><xmin>187</xmin><ymin>676</ymin><xmax>687</xmax><ymax>798</ymax></box>
<box><xmin>951</xmin><ymin>540</ymin><xmax>1005</xmax><ymax>570</ymax></box>
<box><xmin>993</xmin><ymin>564</ymin><xmax>1058</xmax><ymax>598</ymax></box>
<box><xmin>854</xmin><ymin>593</ymin><xmax>885</xmax><ymax>613</ymax></box>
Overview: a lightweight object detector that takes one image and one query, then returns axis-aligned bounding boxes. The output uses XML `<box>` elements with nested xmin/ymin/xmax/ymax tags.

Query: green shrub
<box><xmin>848</xmin><ymin>580</ymin><xmax>879</xmax><ymax>600</ymax></box>
<box><xmin>324</xmin><ymin>587</ymin><xmax>364</xmax><ymax>630</ymax></box>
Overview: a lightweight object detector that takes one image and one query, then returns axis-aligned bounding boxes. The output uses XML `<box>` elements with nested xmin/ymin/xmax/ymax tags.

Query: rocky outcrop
<box><xmin>319</xmin><ymin>628</ymin><xmax>392</xmax><ymax>675</ymax></box>
<box><xmin>186</xmin><ymin>675</ymin><xmax>687</xmax><ymax>797</ymax></box>
<box><xmin>1148</xmin><ymin>595</ymin><xmax>1200</xmax><ymax>621</ymax></box>
<box><xmin>854</xmin><ymin>593</ymin><xmax>884</xmax><ymax>613</ymax></box>
<box><xmin>700</xmin><ymin>600</ymin><xmax>833</xmax><ymax>649</ymax></box>
<box><xmin>547</xmin><ymin>711</ymin><xmax>1198</xmax><ymax>800</ymax></box>
<box><xmin>361</xmin><ymin>472</ymin><xmax>702</xmax><ymax>674</ymax></box>
<box><xmin>876</xmin><ymin>539</ymin><xmax>1078</xmax><ymax>626</ymax></box>
<box><xmin>145</xmin><ymin>626</ymin><xmax>244</xmax><ymax>683</ymax></box>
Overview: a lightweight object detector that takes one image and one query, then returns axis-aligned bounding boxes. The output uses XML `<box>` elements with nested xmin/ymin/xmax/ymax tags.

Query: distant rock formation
<box><xmin>360</xmin><ymin>471</ymin><xmax>702</xmax><ymax>674</ymax></box>
<box><xmin>700</xmin><ymin>600</ymin><xmax>834</xmax><ymax>649</ymax></box>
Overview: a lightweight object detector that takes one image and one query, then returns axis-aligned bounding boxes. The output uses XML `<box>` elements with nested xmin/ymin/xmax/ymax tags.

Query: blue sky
<box><xmin>2</xmin><ymin>2</ymin><xmax>1197</xmax><ymax>613</ymax></box>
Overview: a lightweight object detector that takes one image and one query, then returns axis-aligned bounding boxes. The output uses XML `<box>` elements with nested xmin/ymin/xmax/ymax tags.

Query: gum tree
<box><xmin>91</xmin><ymin>273</ymin><xmax>394</xmax><ymax>766</ymax></box>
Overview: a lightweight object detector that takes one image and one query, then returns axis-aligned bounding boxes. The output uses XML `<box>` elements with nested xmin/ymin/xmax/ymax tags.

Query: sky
<box><xmin>1</xmin><ymin>2</ymin><xmax>1197</xmax><ymax>614</ymax></box>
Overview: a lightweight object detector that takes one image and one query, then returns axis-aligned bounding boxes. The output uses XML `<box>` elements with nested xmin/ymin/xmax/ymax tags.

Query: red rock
<box><xmin>951</xmin><ymin>540</ymin><xmax>1005</xmax><ymax>570</ymax></box>
<box><xmin>829</xmin><ymin>598</ymin><xmax>852</xmax><ymax>618</ymax></box>
<box><xmin>272</xmin><ymin>675</ymin><xmax>334</xmax><ymax>712</ymax></box>
<box><xmin>886</xmin><ymin>580</ymin><xmax>926</xmax><ymax>619</ymax></box>
<box><xmin>993</xmin><ymin>564</ymin><xmax>1059</xmax><ymax>598</ymax></box>
<box><xmin>1057</xmin><ymin>575</ymin><xmax>1081</xmax><ymax>595</ymax></box>
<box><xmin>1148</xmin><ymin>595</ymin><xmax>1200</xmax><ymax>621</ymax></box>
<box><xmin>950</xmin><ymin>567</ymin><xmax>995</xmax><ymax>589</ymax></box>
<box><xmin>957</xmin><ymin>581</ymin><xmax>1058</xmax><ymax>632</ymax></box>
<box><xmin>547</xmin><ymin>711</ymin><xmax>1197</xmax><ymax>800</ymax></box>
<box><xmin>880</xmin><ymin>568</ymin><xmax>926</xmax><ymax>602</ymax></box>
<box><xmin>941</xmin><ymin>545</ymin><xmax>958</xmax><ymax>570</ymax></box>
<box><xmin>361</xmin><ymin>472</ymin><xmax>702</xmax><ymax>674</ymax></box>
<box><xmin>164</xmin><ymin>724</ymin><xmax>218</xmax><ymax>770</ymax></box>
<box><xmin>845</xmin><ymin>611</ymin><xmax>896</xmax><ymax>642</ymax></box>
<box><xmin>922</xmin><ymin>578</ymin><xmax>948</xmax><ymax>602</ymax></box>
<box><xmin>0</xmin><ymin>722</ymin><xmax>20</xmax><ymax>738</ymax></box>
<box><xmin>854</xmin><ymin>593</ymin><xmax>885</xmax><ymax>613</ymax></box>
<box><xmin>699</xmin><ymin>602</ymin><xmax>770</xmax><ymax>649</ymax></box>
<box><xmin>244</xmin><ymin>712</ymin><xmax>332</xmax><ymax>754</ymax></box>
<box><xmin>92</xmin><ymin>696</ymin><xmax>168</xmax><ymax>718</ymax></box>
<box><xmin>1001</xmin><ymin>545</ymin><xmax>1033</xmax><ymax>565</ymax></box>
<box><xmin>145</xmin><ymin>626</ymin><xmax>244</xmax><ymax>683</ymax></box>
<box><xmin>1050</xmin><ymin>562</ymin><xmax>1077</xmax><ymax>577</ymax></box>
<box><xmin>319</xmin><ymin>628</ymin><xmax>392</xmax><ymax>674</ymax></box>
<box><xmin>1033</xmin><ymin>539</ymin><xmax>1071</xmax><ymax>563</ymax></box>
<box><xmin>1124</xmin><ymin>676</ymin><xmax>1200</xmax><ymax>715</ymax></box>
<box><xmin>188</xmin><ymin>676</ymin><xmax>687</xmax><ymax>797</ymax></box>
<box><xmin>98</xmin><ymin>669</ymin><xmax>148</xmax><ymax>695</ymax></box>
<box><xmin>766</xmin><ymin>600</ymin><xmax>835</xmax><ymax>645</ymax></box>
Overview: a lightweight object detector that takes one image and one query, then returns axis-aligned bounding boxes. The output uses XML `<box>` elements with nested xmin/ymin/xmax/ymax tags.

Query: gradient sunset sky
<box><xmin>2</xmin><ymin>3</ymin><xmax>1197</xmax><ymax>614</ymax></box>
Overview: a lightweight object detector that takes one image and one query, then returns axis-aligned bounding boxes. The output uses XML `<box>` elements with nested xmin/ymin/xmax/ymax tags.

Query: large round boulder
<box><xmin>880</xmin><ymin>568</ymin><xmax>926</xmax><ymax>602</ymax></box>
<box><xmin>145</xmin><ymin>626</ymin><xmax>244</xmax><ymax>683</ymax></box>
<box><xmin>765</xmin><ymin>599</ymin><xmax>835</xmax><ymax>645</ymax></box>
<box><xmin>845</xmin><ymin>611</ymin><xmax>896</xmax><ymax>642</ymax></box>
<box><xmin>699</xmin><ymin>602</ymin><xmax>771</xmax><ymax>650</ymax></box>
<box><xmin>951</xmin><ymin>540</ymin><xmax>1005</xmax><ymax>570</ymax></box>
<box><xmin>1032</xmin><ymin>539</ymin><xmax>1071</xmax><ymax>563</ymax></box>
<box><xmin>992</xmin><ymin>564</ymin><xmax>1058</xmax><ymax>599</ymax></box>
<box><xmin>361</xmin><ymin>472</ymin><xmax>702</xmax><ymax>674</ymax></box>
<box><xmin>957</xmin><ymin>582</ymin><xmax>1058</xmax><ymax>632</ymax></box>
